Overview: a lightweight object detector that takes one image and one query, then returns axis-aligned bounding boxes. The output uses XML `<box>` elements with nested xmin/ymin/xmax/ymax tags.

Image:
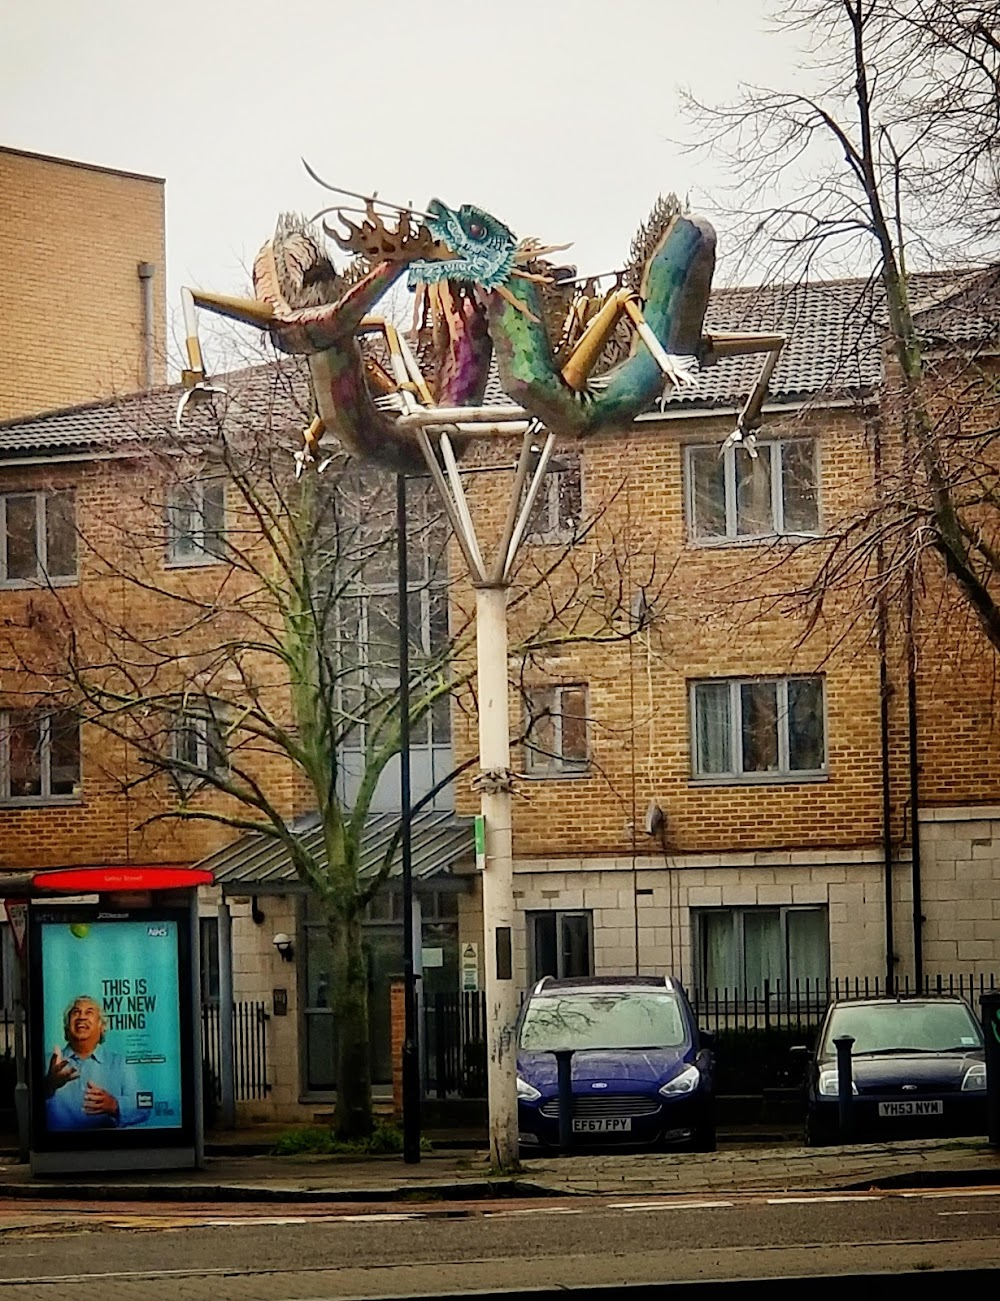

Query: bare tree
<box><xmin>683</xmin><ymin>0</ymin><xmax>1000</xmax><ymax>653</ymax></box>
<box><xmin>1</xmin><ymin>358</ymin><xmax>676</xmax><ymax>1137</ymax></box>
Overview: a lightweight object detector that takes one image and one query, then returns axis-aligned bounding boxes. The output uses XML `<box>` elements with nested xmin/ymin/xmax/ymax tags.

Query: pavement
<box><xmin>0</xmin><ymin>1127</ymin><xmax>998</xmax><ymax>1202</ymax></box>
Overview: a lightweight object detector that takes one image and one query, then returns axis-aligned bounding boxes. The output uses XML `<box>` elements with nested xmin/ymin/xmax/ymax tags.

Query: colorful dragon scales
<box><xmin>180</xmin><ymin>187</ymin><xmax>780</xmax><ymax>473</ymax></box>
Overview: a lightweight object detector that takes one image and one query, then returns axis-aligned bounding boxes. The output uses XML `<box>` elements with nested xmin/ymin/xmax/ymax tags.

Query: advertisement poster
<box><xmin>38</xmin><ymin>918</ymin><xmax>184</xmax><ymax>1135</ymax></box>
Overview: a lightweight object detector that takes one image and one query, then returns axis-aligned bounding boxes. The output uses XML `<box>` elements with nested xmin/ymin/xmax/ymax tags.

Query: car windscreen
<box><xmin>519</xmin><ymin>991</ymin><xmax>688</xmax><ymax>1052</ymax></box>
<box><xmin>823</xmin><ymin>1002</ymin><xmax>982</xmax><ymax>1056</ymax></box>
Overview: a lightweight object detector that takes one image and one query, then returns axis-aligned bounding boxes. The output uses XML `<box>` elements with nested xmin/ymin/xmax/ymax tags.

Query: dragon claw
<box><xmin>176</xmin><ymin>381</ymin><xmax>227</xmax><ymax>428</ymax></box>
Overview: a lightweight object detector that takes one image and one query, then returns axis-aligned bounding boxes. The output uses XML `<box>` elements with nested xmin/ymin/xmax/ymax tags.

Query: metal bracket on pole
<box><xmin>415</xmin><ymin>428</ymin><xmax>488</xmax><ymax>583</ymax></box>
<box><xmin>497</xmin><ymin>426</ymin><xmax>557</xmax><ymax>585</ymax></box>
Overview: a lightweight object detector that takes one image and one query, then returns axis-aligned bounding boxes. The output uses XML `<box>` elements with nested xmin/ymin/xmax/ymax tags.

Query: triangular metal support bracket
<box><xmin>415</xmin><ymin>421</ymin><xmax>557</xmax><ymax>589</ymax></box>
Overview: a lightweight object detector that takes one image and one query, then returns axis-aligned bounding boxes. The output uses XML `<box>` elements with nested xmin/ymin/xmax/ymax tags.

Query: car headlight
<box><xmin>962</xmin><ymin>1064</ymin><xmax>987</xmax><ymax>1092</ymax></box>
<box><xmin>818</xmin><ymin>1069</ymin><xmax>858</xmax><ymax>1097</ymax></box>
<box><xmin>516</xmin><ymin>1076</ymin><xmax>541</xmax><ymax>1101</ymax></box>
<box><xmin>659</xmin><ymin>1064</ymin><xmax>700</xmax><ymax>1097</ymax></box>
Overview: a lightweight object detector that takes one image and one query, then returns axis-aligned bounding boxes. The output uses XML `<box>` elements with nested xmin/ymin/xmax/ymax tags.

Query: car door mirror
<box><xmin>788</xmin><ymin>1044</ymin><xmax>811</xmax><ymax>1058</ymax></box>
<box><xmin>700</xmin><ymin>1029</ymin><xmax>716</xmax><ymax>1050</ymax></box>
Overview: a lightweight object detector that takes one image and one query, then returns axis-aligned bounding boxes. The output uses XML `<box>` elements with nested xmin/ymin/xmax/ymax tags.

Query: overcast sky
<box><xmin>3</xmin><ymin>0</ymin><xmax>802</xmax><ymax>361</ymax></box>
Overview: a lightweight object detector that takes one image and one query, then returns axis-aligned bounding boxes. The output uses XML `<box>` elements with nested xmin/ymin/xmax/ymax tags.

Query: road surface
<box><xmin>1</xmin><ymin>1184</ymin><xmax>998</xmax><ymax>1297</ymax></box>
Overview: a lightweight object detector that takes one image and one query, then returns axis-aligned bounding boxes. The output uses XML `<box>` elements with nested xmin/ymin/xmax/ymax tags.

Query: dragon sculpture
<box><xmin>180</xmin><ymin>180</ymin><xmax>783</xmax><ymax>473</ymax></box>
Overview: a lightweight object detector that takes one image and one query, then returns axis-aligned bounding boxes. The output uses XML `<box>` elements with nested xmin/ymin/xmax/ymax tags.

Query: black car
<box><xmin>802</xmin><ymin>996</ymin><xmax>987</xmax><ymax>1146</ymax></box>
<box><xmin>516</xmin><ymin>975</ymin><xmax>715</xmax><ymax>1153</ymax></box>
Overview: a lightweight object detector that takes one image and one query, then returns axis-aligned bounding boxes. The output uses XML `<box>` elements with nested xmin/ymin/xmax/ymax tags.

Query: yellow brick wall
<box><xmin>450</xmin><ymin>407</ymin><xmax>895</xmax><ymax>860</ymax></box>
<box><xmin>0</xmin><ymin>455</ymin><xmax>299</xmax><ymax>872</ymax></box>
<box><xmin>0</xmin><ymin>147</ymin><xmax>166</xmax><ymax>421</ymax></box>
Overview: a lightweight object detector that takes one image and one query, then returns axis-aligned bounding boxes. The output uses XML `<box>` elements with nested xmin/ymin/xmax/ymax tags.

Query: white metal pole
<box><xmin>475</xmin><ymin>582</ymin><xmax>519</xmax><ymax>1171</ymax></box>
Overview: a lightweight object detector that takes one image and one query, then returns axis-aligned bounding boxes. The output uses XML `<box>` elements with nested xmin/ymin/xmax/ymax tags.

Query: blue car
<box><xmin>516</xmin><ymin>975</ymin><xmax>716</xmax><ymax>1153</ymax></box>
<box><xmin>803</xmin><ymin>996</ymin><xmax>987</xmax><ymax>1146</ymax></box>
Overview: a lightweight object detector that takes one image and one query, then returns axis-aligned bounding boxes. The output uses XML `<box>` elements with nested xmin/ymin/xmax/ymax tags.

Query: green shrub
<box><xmin>270</xmin><ymin>1119</ymin><xmax>425</xmax><ymax>1157</ymax></box>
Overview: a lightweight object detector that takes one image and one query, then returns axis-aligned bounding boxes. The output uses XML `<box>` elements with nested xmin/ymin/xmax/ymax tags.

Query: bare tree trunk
<box><xmin>328</xmin><ymin>909</ymin><xmax>373</xmax><ymax>1139</ymax></box>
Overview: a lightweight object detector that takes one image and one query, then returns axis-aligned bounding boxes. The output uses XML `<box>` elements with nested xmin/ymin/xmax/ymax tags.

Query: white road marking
<box><xmin>899</xmin><ymin>1188</ymin><xmax>1000</xmax><ymax>1199</ymax></box>
<box><xmin>766</xmin><ymin>1195</ymin><xmax>882</xmax><ymax>1205</ymax></box>
<box><xmin>610</xmin><ymin>1200</ymin><xmax>734</xmax><ymax>1211</ymax></box>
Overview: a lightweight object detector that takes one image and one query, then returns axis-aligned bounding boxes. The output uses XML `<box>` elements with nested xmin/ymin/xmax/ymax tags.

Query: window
<box><xmin>336</xmin><ymin>477</ymin><xmax>452</xmax><ymax>809</ymax></box>
<box><xmin>0</xmin><ymin>491</ymin><xmax>76</xmax><ymax>585</ymax></box>
<box><xmin>691</xmin><ymin>676</ymin><xmax>825</xmax><ymax>781</ymax></box>
<box><xmin>686</xmin><ymin>439</ymin><xmax>819</xmax><ymax>543</ymax></box>
<box><xmin>171</xmin><ymin>709</ymin><xmax>227</xmax><ymax>776</ymax></box>
<box><xmin>526</xmin><ymin>453</ymin><xmax>582</xmax><ymax>542</ymax></box>
<box><xmin>524</xmin><ymin>683</ymin><xmax>589</xmax><ymax>776</ymax></box>
<box><xmin>0</xmin><ymin>711</ymin><xmax>81</xmax><ymax>803</ymax></box>
<box><xmin>528</xmin><ymin>910</ymin><xmax>593</xmax><ymax>983</ymax></box>
<box><xmin>166</xmin><ymin>479</ymin><xmax>226</xmax><ymax>564</ymax></box>
<box><xmin>695</xmin><ymin>906</ymin><xmax>829</xmax><ymax>996</ymax></box>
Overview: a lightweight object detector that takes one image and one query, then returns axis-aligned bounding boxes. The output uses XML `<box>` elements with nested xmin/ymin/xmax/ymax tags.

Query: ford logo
<box><xmin>591</xmin><ymin>1082</ymin><xmax>608</xmax><ymax>1089</ymax></box>
<box><xmin>901</xmin><ymin>1084</ymin><xmax>917</xmax><ymax>1091</ymax></box>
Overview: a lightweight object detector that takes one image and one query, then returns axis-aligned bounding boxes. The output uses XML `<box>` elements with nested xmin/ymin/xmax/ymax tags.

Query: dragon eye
<box><xmin>468</xmin><ymin>221</ymin><xmax>486</xmax><ymax>239</ymax></box>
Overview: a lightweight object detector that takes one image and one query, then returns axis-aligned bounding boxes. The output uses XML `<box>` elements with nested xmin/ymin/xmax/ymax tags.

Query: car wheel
<box><xmin>690</xmin><ymin>1119</ymin><xmax>717</xmax><ymax>1153</ymax></box>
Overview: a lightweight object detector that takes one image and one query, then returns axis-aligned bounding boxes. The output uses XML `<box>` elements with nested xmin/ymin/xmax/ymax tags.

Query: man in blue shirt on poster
<box><xmin>44</xmin><ymin>995</ymin><xmax>150</xmax><ymax>1130</ymax></box>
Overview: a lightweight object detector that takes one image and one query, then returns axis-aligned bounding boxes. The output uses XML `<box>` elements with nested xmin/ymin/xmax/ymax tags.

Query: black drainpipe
<box><xmin>873</xmin><ymin>418</ymin><xmax>895</xmax><ymax>987</ymax></box>
<box><xmin>878</xmin><ymin>600</ymin><xmax>895</xmax><ymax>987</ymax></box>
<box><xmin>908</xmin><ymin>640</ymin><xmax>923</xmax><ymax>992</ymax></box>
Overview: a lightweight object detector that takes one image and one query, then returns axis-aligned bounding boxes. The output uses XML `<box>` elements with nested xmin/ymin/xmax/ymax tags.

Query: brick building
<box><xmin>0</xmin><ymin>146</ymin><xmax>166</xmax><ymax>421</ymax></box>
<box><xmin>2</xmin><ymin>251</ymin><xmax>1000</xmax><ymax>1120</ymax></box>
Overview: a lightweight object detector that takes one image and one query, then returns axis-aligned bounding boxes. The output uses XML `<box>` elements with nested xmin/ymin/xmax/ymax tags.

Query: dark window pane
<box><xmin>205</xmin><ymin>716</ymin><xmax>227</xmax><ymax>772</ymax></box>
<box><xmin>45</xmin><ymin>493</ymin><xmax>77</xmax><ymax>578</ymax></box>
<box><xmin>48</xmin><ymin>713</ymin><xmax>80</xmax><ymax>795</ymax></box>
<box><xmin>202</xmin><ymin>481</ymin><xmax>226</xmax><ymax>557</ymax></box>
<box><xmin>689</xmin><ymin>447</ymin><xmax>727</xmax><ymax>539</ymax></box>
<box><xmin>530</xmin><ymin>912</ymin><xmax>558</xmax><ymax>982</ymax></box>
<box><xmin>787</xmin><ymin>678</ymin><xmax>825</xmax><ymax>771</ymax></box>
<box><xmin>694</xmin><ymin>682</ymin><xmax>731</xmax><ymax>775</ymax></box>
<box><xmin>5</xmin><ymin>497</ymin><xmax>38</xmax><ymax>581</ymax></box>
<box><xmin>431</xmin><ymin>693</ymin><xmax>451</xmax><ymax>745</ymax></box>
<box><xmin>561</xmin><ymin>914</ymin><xmax>592</xmax><ymax>977</ymax></box>
<box><xmin>7</xmin><ymin>713</ymin><xmax>41</xmax><ymax>797</ymax></box>
<box><xmin>743</xmin><ymin>910</ymin><xmax>782</xmax><ymax>992</ymax></box>
<box><xmin>526</xmin><ymin>691</ymin><xmax>557</xmax><ymax>772</ymax></box>
<box><xmin>781</xmin><ymin>441</ymin><xmax>819</xmax><ymax>533</ymax></box>
<box><xmin>167</xmin><ymin>486</ymin><xmax>200</xmax><ymax>559</ymax></box>
<box><xmin>559</xmin><ymin>687</ymin><xmax>588</xmax><ymax>765</ymax></box>
<box><xmin>735</xmin><ymin>444</ymin><xmax>773</xmax><ymax>536</ymax></box>
<box><xmin>701</xmin><ymin>912</ymin><xmax>738</xmax><ymax>991</ymax></box>
<box><xmin>741</xmin><ymin>681</ymin><xmax>779</xmax><ymax>772</ymax></box>
<box><xmin>786</xmin><ymin>909</ymin><xmax>828</xmax><ymax>986</ymax></box>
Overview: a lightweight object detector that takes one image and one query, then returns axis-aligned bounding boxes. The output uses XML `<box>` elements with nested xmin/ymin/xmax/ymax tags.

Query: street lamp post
<box><xmin>396</xmin><ymin>472</ymin><xmax>421</xmax><ymax>1164</ymax></box>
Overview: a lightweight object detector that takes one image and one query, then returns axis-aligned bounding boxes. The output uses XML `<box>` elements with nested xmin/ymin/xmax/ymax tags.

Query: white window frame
<box><xmin>0</xmin><ymin>710</ymin><xmax>81</xmax><ymax>804</ymax></box>
<box><xmin>526</xmin><ymin>452</ymin><xmax>583</xmax><ymax>544</ymax></box>
<box><xmin>527</xmin><ymin>909</ymin><xmax>594</xmax><ymax>983</ymax></box>
<box><xmin>170</xmin><ymin>711</ymin><xmax>228</xmax><ymax>778</ymax></box>
<box><xmin>685</xmin><ymin>438</ymin><xmax>820</xmax><ymax>544</ymax></box>
<box><xmin>689</xmin><ymin>676</ymin><xmax>827</xmax><ymax>783</ymax></box>
<box><xmin>0</xmin><ymin>491</ymin><xmax>77</xmax><ymax>587</ymax></box>
<box><xmin>165</xmin><ymin>478</ymin><xmax>227</xmax><ymax>567</ymax></box>
<box><xmin>693</xmin><ymin>905</ymin><xmax>830</xmax><ymax>999</ymax></box>
<box><xmin>524</xmin><ymin>683</ymin><xmax>590</xmax><ymax>777</ymax></box>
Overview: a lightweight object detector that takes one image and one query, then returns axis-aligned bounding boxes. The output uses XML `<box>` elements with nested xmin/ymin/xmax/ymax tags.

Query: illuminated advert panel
<box><xmin>29</xmin><ymin>906</ymin><xmax>195</xmax><ymax>1153</ymax></box>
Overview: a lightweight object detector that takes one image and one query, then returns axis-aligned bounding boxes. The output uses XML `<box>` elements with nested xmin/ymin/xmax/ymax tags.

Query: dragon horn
<box><xmin>300</xmin><ymin>159</ymin><xmax>433</xmax><ymax>221</ymax></box>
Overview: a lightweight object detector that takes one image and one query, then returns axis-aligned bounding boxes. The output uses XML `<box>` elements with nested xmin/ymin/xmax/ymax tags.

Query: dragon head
<box><xmin>408</xmin><ymin>199</ymin><xmax>517</xmax><ymax>291</ymax></box>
